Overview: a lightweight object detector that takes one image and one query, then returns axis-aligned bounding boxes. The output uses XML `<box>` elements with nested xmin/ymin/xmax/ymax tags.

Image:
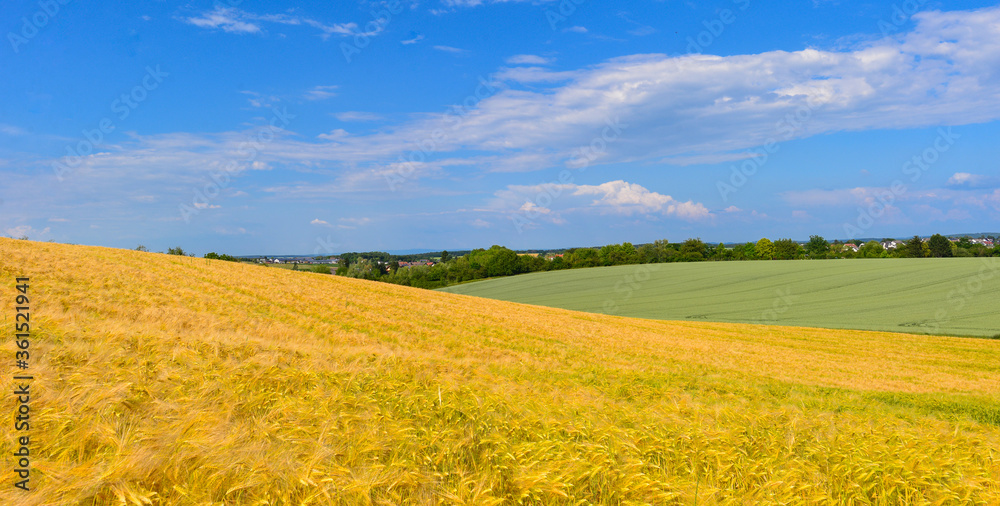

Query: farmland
<box><xmin>440</xmin><ymin>258</ymin><xmax>1000</xmax><ymax>338</ymax></box>
<box><xmin>2</xmin><ymin>238</ymin><xmax>1000</xmax><ymax>504</ymax></box>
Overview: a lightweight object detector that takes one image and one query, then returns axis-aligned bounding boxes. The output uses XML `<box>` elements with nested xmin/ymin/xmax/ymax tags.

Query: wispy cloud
<box><xmin>334</xmin><ymin>111</ymin><xmax>384</xmax><ymax>122</ymax></box>
<box><xmin>401</xmin><ymin>34</ymin><xmax>425</xmax><ymax>45</ymax></box>
<box><xmin>185</xmin><ymin>7</ymin><xmax>261</xmax><ymax>33</ymax></box>
<box><xmin>433</xmin><ymin>45</ymin><xmax>468</xmax><ymax>54</ymax></box>
<box><xmin>304</xmin><ymin>85</ymin><xmax>338</xmax><ymax>101</ymax></box>
<box><xmin>506</xmin><ymin>54</ymin><xmax>554</xmax><ymax>65</ymax></box>
<box><xmin>0</xmin><ymin>124</ymin><xmax>27</xmax><ymax>136</ymax></box>
<box><xmin>39</xmin><ymin>6</ymin><xmax>1000</xmax><ymax>207</ymax></box>
<box><xmin>183</xmin><ymin>6</ymin><xmax>361</xmax><ymax>39</ymax></box>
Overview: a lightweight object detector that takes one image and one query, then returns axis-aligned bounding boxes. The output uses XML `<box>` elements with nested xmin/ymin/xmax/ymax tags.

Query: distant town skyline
<box><xmin>3</xmin><ymin>1</ymin><xmax>1000</xmax><ymax>255</ymax></box>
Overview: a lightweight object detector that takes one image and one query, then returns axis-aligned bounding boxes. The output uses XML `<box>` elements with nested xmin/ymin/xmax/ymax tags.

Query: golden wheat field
<box><xmin>1</xmin><ymin>238</ymin><xmax>999</xmax><ymax>505</ymax></box>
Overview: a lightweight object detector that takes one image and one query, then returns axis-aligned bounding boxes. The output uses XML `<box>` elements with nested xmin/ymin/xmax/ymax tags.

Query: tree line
<box><xmin>335</xmin><ymin>234</ymin><xmax>999</xmax><ymax>289</ymax></box>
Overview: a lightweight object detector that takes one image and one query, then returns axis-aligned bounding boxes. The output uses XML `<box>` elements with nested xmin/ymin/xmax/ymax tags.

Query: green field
<box><xmin>439</xmin><ymin>258</ymin><xmax>1000</xmax><ymax>337</ymax></box>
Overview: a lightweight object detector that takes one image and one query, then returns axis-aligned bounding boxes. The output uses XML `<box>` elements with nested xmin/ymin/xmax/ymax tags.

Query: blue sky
<box><xmin>2</xmin><ymin>0</ymin><xmax>1000</xmax><ymax>255</ymax></box>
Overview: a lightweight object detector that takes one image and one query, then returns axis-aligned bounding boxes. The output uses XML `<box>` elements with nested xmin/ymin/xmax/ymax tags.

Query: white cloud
<box><xmin>0</xmin><ymin>124</ymin><xmax>27</xmax><ymax>136</ymax></box>
<box><xmin>317</xmin><ymin>129</ymin><xmax>350</xmax><ymax>141</ymax></box>
<box><xmin>506</xmin><ymin>54</ymin><xmax>554</xmax><ymax>65</ymax></box>
<box><xmin>4</xmin><ymin>225</ymin><xmax>49</xmax><ymax>238</ymax></box>
<box><xmin>215</xmin><ymin>227</ymin><xmax>248</xmax><ymax>235</ymax></box>
<box><xmin>433</xmin><ymin>45</ymin><xmax>467</xmax><ymax>54</ymax></box>
<box><xmin>401</xmin><ymin>34</ymin><xmax>425</xmax><ymax>45</ymax></box>
<box><xmin>334</xmin><ymin>111</ymin><xmax>384</xmax><ymax>122</ymax></box>
<box><xmin>563</xmin><ymin>26</ymin><xmax>587</xmax><ymax>33</ymax></box>
<box><xmin>471</xmin><ymin>218</ymin><xmax>491</xmax><ymax>228</ymax></box>
<box><xmin>305</xmin><ymin>85</ymin><xmax>338</xmax><ymax>101</ymax></box>
<box><xmin>947</xmin><ymin>172</ymin><xmax>998</xmax><ymax>188</ymax></box>
<box><xmin>184</xmin><ymin>7</ymin><xmax>360</xmax><ymax>39</ymax></box>
<box><xmin>493</xmin><ymin>180</ymin><xmax>709</xmax><ymax>221</ymax></box>
<box><xmin>310</xmin><ymin>219</ymin><xmax>330</xmax><ymax>226</ymax></box>
<box><xmin>38</xmin><ymin>6</ymin><xmax>1000</xmax><ymax>198</ymax></box>
<box><xmin>185</xmin><ymin>7</ymin><xmax>261</xmax><ymax>33</ymax></box>
<box><xmin>573</xmin><ymin>180</ymin><xmax>710</xmax><ymax>219</ymax></box>
<box><xmin>337</xmin><ymin>217</ymin><xmax>371</xmax><ymax>229</ymax></box>
<box><xmin>240</xmin><ymin>90</ymin><xmax>279</xmax><ymax>108</ymax></box>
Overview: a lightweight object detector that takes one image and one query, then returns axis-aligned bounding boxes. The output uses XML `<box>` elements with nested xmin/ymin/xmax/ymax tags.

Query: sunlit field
<box><xmin>2</xmin><ymin>238</ymin><xmax>999</xmax><ymax>504</ymax></box>
<box><xmin>440</xmin><ymin>258</ymin><xmax>1000</xmax><ymax>338</ymax></box>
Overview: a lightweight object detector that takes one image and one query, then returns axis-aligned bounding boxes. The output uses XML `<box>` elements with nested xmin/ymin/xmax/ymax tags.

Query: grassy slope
<box><xmin>0</xmin><ymin>239</ymin><xmax>998</xmax><ymax>504</ymax></box>
<box><xmin>439</xmin><ymin>258</ymin><xmax>1000</xmax><ymax>337</ymax></box>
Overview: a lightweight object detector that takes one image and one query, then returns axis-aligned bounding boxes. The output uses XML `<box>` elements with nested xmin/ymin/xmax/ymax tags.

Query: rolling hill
<box><xmin>439</xmin><ymin>258</ymin><xmax>1000</xmax><ymax>338</ymax></box>
<box><xmin>2</xmin><ymin>238</ymin><xmax>999</xmax><ymax>504</ymax></box>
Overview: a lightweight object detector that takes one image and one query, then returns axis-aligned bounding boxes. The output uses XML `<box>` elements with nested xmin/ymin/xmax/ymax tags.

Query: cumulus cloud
<box><xmin>493</xmin><ymin>180</ymin><xmax>709</xmax><ymax>222</ymax></box>
<box><xmin>573</xmin><ymin>180</ymin><xmax>710</xmax><ymax>219</ymax></box>
<box><xmin>39</xmin><ymin>6</ymin><xmax>1000</xmax><ymax>211</ymax></box>
<box><xmin>310</xmin><ymin>218</ymin><xmax>330</xmax><ymax>226</ymax></box>
<box><xmin>947</xmin><ymin>172</ymin><xmax>998</xmax><ymax>188</ymax></box>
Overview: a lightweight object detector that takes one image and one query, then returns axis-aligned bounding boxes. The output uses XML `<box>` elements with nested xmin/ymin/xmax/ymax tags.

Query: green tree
<box><xmin>732</xmin><ymin>242</ymin><xmax>756</xmax><ymax>260</ymax></box>
<box><xmin>566</xmin><ymin>248</ymin><xmax>600</xmax><ymax>268</ymax></box>
<box><xmin>773</xmin><ymin>239</ymin><xmax>803</xmax><ymax>260</ymax></box>
<box><xmin>485</xmin><ymin>245</ymin><xmax>520</xmax><ymax>277</ymax></box>
<box><xmin>805</xmin><ymin>235</ymin><xmax>829</xmax><ymax>258</ymax></box>
<box><xmin>167</xmin><ymin>246</ymin><xmax>186</xmax><ymax>256</ymax></box>
<box><xmin>905</xmin><ymin>236</ymin><xmax>925</xmax><ymax>258</ymax></box>
<box><xmin>858</xmin><ymin>241</ymin><xmax>884</xmax><ymax>258</ymax></box>
<box><xmin>440</xmin><ymin>250</ymin><xmax>451</xmax><ymax>263</ymax></box>
<box><xmin>710</xmin><ymin>242</ymin><xmax>732</xmax><ymax>261</ymax></box>
<box><xmin>599</xmin><ymin>242</ymin><xmax>641</xmax><ymax>265</ymax></box>
<box><xmin>637</xmin><ymin>244</ymin><xmax>658</xmax><ymax>263</ymax></box>
<box><xmin>135</xmin><ymin>245</ymin><xmax>149</xmax><ymax>252</ymax></box>
<box><xmin>678</xmin><ymin>238</ymin><xmax>707</xmax><ymax>262</ymax></box>
<box><xmin>652</xmin><ymin>239</ymin><xmax>670</xmax><ymax>262</ymax></box>
<box><xmin>928</xmin><ymin>234</ymin><xmax>954</xmax><ymax>257</ymax></box>
<box><xmin>755</xmin><ymin>238</ymin><xmax>774</xmax><ymax>260</ymax></box>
